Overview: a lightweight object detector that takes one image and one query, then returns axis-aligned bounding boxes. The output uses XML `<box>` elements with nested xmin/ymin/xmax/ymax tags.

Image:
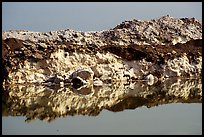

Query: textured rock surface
<box><xmin>2</xmin><ymin>16</ymin><xmax>202</xmax><ymax>89</ymax></box>
<box><xmin>2</xmin><ymin>15</ymin><xmax>202</xmax><ymax>46</ymax></box>
<box><xmin>2</xmin><ymin>16</ymin><xmax>202</xmax><ymax>122</ymax></box>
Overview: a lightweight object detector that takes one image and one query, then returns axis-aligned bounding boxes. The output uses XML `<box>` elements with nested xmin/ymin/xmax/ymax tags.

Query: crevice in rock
<box><xmin>71</xmin><ymin>78</ymin><xmax>84</xmax><ymax>89</ymax></box>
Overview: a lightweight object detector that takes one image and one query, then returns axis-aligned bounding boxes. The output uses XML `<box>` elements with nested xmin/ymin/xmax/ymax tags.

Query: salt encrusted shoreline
<box><xmin>2</xmin><ymin>15</ymin><xmax>202</xmax><ymax>89</ymax></box>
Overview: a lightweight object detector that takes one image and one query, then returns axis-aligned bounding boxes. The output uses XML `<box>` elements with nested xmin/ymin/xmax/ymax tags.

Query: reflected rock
<box><xmin>2</xmin><ymin>16</ymin><xmax>202</xmax><ymax>123</ymax></box>
<box><xmin>2</xmin><ymin>78</ymin><xmax>202</xmax><ymax>123</ymax></box>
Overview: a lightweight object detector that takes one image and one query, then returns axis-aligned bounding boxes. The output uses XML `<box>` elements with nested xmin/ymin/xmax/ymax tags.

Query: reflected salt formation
<box><xmin>2</xmin><ymin>78</ymin><xmax>202</xmax><ymax>123</ymax></box>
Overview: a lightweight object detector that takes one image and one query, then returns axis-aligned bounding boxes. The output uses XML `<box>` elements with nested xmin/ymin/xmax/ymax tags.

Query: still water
<box><xmin>2</xmin><ymin>78</ymin><xmax>202</xmax><ymax>135</ymax></box>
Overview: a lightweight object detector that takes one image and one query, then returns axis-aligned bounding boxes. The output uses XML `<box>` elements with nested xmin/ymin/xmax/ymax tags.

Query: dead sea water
<box><xmin>2</xmin><ymin>78</ymin><xmax>202</xmax><ymax>135</ymax></box>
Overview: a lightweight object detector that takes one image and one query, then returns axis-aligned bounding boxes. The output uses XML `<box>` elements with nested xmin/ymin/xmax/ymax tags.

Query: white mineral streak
<box><xmin>163</xmin><ymin>56</ymin><xmax>202</xmax><ymax>77</ymax></box>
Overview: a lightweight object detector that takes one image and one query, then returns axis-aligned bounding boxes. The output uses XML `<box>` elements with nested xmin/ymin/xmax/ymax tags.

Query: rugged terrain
<box><xmin>2</xmin><ymin>16</ymin><xmax>202</xmax><ymax>122</ymax></box>
<box><xmin>2</xmin><ymin>15</ymin><xmax>202</xmax><ymax>89</ymax></box>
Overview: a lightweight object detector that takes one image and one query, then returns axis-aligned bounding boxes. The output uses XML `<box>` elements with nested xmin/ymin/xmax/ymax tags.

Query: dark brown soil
<box><xmin>103</xmin><ymin>39</ymin><xmax>202</xmax><ymax>65</ymax></box>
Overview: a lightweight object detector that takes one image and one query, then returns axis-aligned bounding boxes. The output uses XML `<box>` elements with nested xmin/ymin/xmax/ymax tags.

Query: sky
<box><xmin>2</xmin><ymin>2</ymin><xmax>202</xmax><ymax>32</ymax></box>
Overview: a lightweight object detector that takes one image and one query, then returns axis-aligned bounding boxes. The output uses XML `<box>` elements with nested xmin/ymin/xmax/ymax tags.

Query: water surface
<box><xmin>2</xmin><ymin>78</ymin><xmax>202</xmax><ymax>135</ymax></box>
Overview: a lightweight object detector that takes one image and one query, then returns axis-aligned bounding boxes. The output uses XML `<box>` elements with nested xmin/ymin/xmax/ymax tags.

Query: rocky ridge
<box><xmin>2</xmin><ymin>15</ymin><xmax>202</xmax><ymax>89</ymax></box>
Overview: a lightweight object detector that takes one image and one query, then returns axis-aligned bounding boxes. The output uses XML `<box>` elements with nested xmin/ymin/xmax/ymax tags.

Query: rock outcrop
<box><xmin>2</xmin><ymin>15</ymin><xmax>202</xmax><ymax>122</ymax></box>
<box><xmin>2</xmin><ymin>16</ymin><xmax>202</xmax><ymax>89</ymax></box>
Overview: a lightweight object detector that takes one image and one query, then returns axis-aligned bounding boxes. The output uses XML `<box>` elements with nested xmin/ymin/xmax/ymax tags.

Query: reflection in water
<box><xmin>2</xmin><ymin>78</ymin><xmax>202</xmax><ymax>123</ymax></box>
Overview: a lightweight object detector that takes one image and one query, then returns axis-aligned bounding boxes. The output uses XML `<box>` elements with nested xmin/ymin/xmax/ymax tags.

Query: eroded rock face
<box><xmin>2</xmin><ymin>15</ymin><xmax>202</xmax><ymax>89</ymax></box>
<box><xmin>2</xmin><ymin>16</ymin><xmax>202</xmax><ymax>122</ymax></box>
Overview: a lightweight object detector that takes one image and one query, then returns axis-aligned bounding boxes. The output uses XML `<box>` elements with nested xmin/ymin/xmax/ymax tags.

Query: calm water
<box><xmin>2</xmin><ymin>103</ymin><xmax>202</xmax><ymax>135</ymax></box>
<box><xmin>2</xmin><ymin>78</ymin><xmax>202</xmax><ymax>135</ymax></box>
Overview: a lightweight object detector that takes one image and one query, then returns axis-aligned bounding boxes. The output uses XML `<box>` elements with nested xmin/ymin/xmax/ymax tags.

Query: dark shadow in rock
<box><xmin>103</xmin><ymin>46</ymin><xmax>147</xmax><ymax>61</ymax></box>
<box><xmin>44</xmin><ymin>74</ymin><xmax>63</xmax><ymax>84</ymax></box>
<box><xmin>71</xmin><ymin>77</ymin><xmax>84</xmax><ymax>89</ymax></box>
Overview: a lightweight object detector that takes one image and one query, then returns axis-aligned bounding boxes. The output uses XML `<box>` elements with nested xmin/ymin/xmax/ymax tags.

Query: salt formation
<box><xmin>2</xmin><ymin>15</ymin><xmax>202</xmax><ymax>89</ymax></box>
<box><xmin>2</xmin><ymin>15</ymin><xmax>202</xmax><ymax>122</ymax></box>
<box><xmin>2</xmin><ymin>16</ymin><xmax>202</xmax><ymax>89</ymax></box>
